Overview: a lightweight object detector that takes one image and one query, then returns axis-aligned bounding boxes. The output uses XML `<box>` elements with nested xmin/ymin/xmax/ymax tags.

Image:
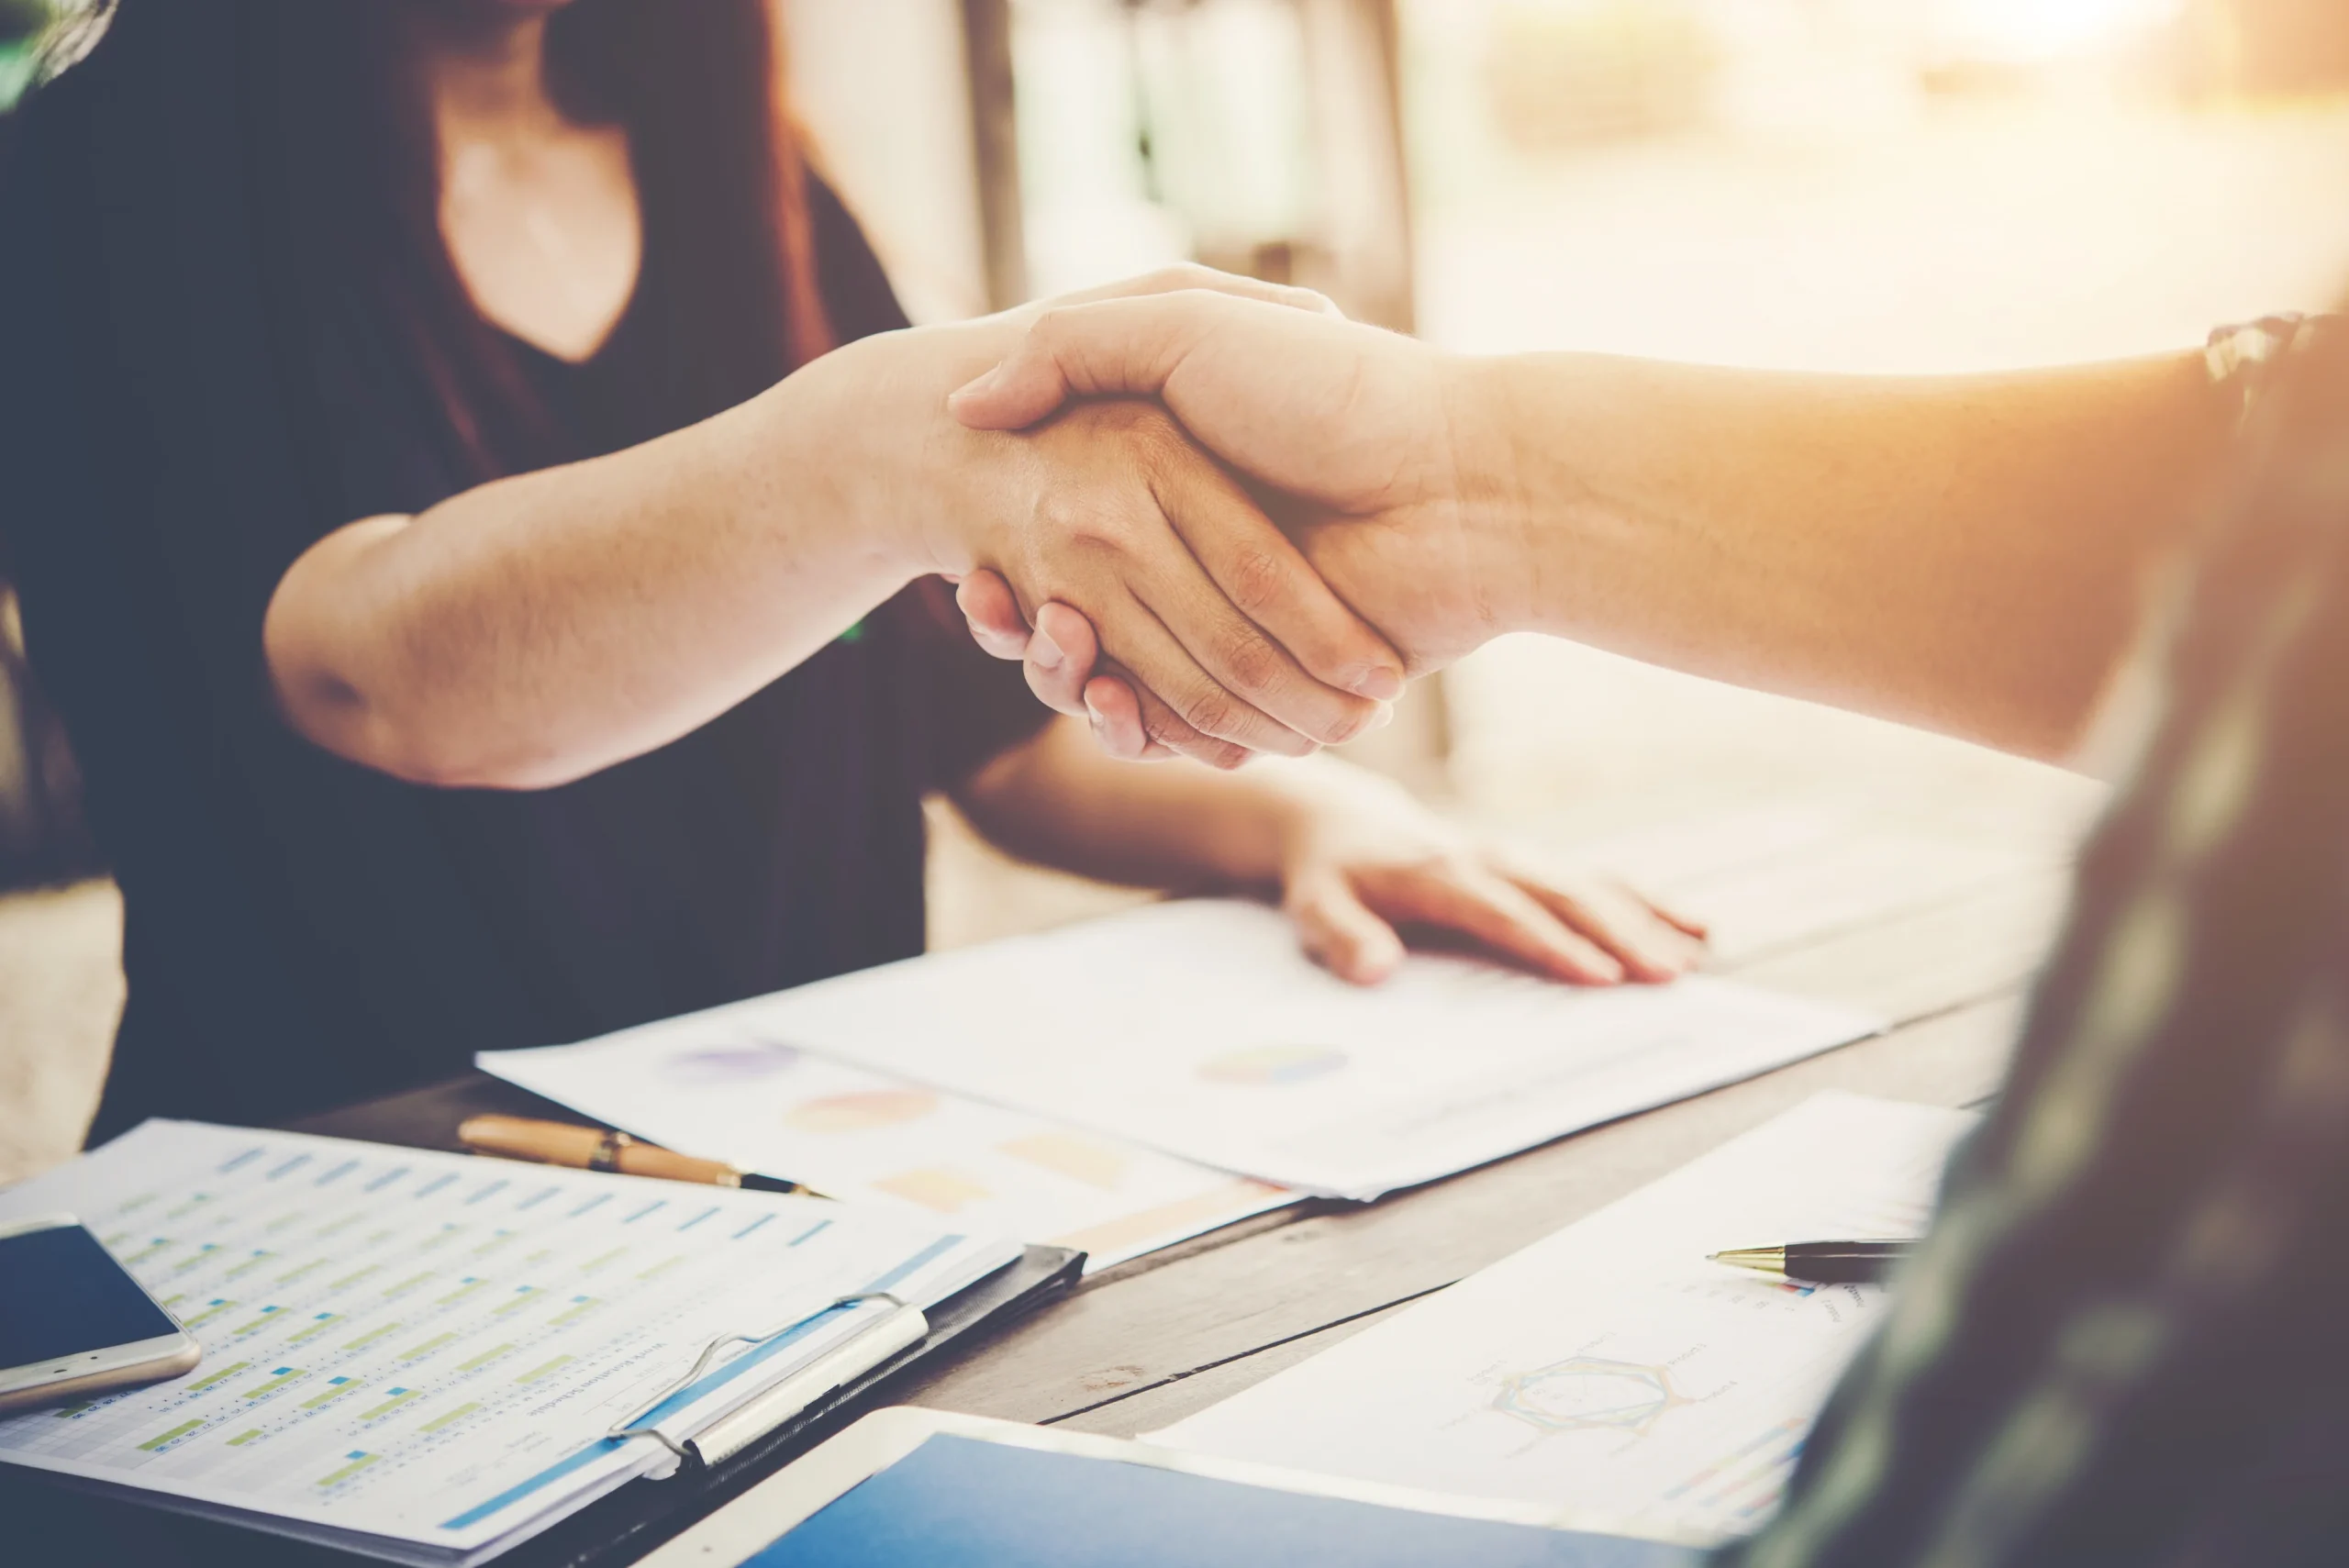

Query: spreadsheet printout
<box><xmin>0</xmin><ymin>1120</ymin><xmax>1016</xmax><ymax>1564</ymax></box>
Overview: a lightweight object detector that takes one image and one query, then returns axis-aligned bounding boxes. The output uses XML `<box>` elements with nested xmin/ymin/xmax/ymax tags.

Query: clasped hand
<box><xmin>919</xmin><ymin>272</ymin><xmax>1699</xmax><ymax>986</ymax></box>
<box><xmin>939</xmin><ymin>281</ymin><xmax>1506</xmax><ymax>763</ymax></box>
<box><xmin>889</xmin><ymin>270</ymin><xmax>1408</xmax><ymax>770</ymax></box>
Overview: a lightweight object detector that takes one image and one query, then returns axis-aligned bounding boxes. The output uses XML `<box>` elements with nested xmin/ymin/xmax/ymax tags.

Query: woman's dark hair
<box><xmin>244</xmin><ymin>0</ymin><xmax>832</xmax><ymax>479</ymax></box>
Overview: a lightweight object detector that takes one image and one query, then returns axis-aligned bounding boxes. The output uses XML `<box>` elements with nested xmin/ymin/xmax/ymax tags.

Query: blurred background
<box><xmin>6</xmin><ymin>0</ymin><xmax>2349</xmax><ymax>1178</ymax></box>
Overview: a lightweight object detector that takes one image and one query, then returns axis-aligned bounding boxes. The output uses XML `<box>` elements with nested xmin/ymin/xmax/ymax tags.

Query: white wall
<box><xmin>779</xmin><ymin>0</ymin><xmax>993</xmax><ymax>323</ymax></box>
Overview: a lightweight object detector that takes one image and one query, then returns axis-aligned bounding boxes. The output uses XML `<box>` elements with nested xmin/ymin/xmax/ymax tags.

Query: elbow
<box><xmin>262</xmin><ymin>515</ymin><xmax>596</xmax><ymax>791</ymax></box>
<box><xmin>267</xmin><ymin>664</ymin><xmax>476</xmax><ymax>789</ymax></box>
<box><xmin>266</xmin><ymin>629</ymin><xmax>586</xmax><ymax>793</ymax></box>
<box><xmin>275</xmin><ymin>675</ymin><xmax>592</xmax><ymax>791</ymax></box>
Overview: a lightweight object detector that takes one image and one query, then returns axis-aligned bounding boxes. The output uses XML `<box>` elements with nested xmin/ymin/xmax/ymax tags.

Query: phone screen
<box><xmin>0</xmin><ymin>1225</ymin><xmax>182</xmax><ymax>1369</ymax></box>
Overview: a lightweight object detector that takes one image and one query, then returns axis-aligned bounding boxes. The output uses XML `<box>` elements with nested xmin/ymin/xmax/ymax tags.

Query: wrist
<box><xmin>1434</xmin><ymin>353</ymin><xmax>1544</xmax><ymax>640</ymax></box>
<box><xmin>1253</xmin><ymin>755</ymin><xmax>1419</xmax><ymax>876</ymax></box>
<box><xmin>765</xmin><ymin>322</ymin><xmax>1017</xmax><ymax>582</ymax></box>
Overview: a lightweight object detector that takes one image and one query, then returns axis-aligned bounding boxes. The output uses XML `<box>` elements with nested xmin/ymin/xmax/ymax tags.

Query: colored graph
<box><xmin>1493</xmin><ymin>1356</ymin><xmax>1691</xmax><ymax>1437</ymax></box>
<box><xmin>1655</xmin><ymin>1417</ymin><xmax>1806</xmax><ymax>1528</ymax></box>
<box><xmin>998</xmin><ymin>1132</ymin><xmax>1129</xmax><ymax>1189</ymax></box>
<box><xmin>660</xmin><ymin>1039</ymin><xmax>800</xmax><ymax>1086</ymax></box>
<box><xmin>1197</xmin><ymin>1046</ymin><xmax>1349</xmax><ymax>1087</ymax></box>
<box><xmin>873</xmin><ymin>1169</ymin><xmax>992</xmax><ymax>1214</ymax></box>
<box><xmin>784</xmin><ymin>1089</ymin><xmax>940</xmax><ymax>1133</ymax></box>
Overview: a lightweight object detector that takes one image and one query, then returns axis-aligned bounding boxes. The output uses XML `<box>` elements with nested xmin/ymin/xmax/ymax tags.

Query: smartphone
<box><xmin>0</xmin><ymin>1214</ymin><xmax>202</xmax><ymax>1414</ymax></box>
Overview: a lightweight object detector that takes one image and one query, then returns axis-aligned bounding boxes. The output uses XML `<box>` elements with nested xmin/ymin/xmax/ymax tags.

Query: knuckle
<box><xmin>1157</xmin><ymin>262</ymin><xmax>1217</xmax><ymax>292</ymax></box>
<box><xmin>1029</xmin><ymin>484</ymin><xmax>1083</xmax><ymax>535</ymax></box>
<box><xmin>1224</xmin><ymin>546</ymin><xmax>1293</xmax><ymax>620</ymax></box>
<box><xmin>1033</xmin><ymin>491</ymin><xmax>1123</xmax><ymax>553</ymax></box>
<box><xmin>1118</xmin><ymin>405</ymin><xmax>1187</xmax><ymax>457</ymax></box>
<box><xmin>1320</xmin><ymin>697</ymin><xmax>1381</xmax><ymax>745</ymax></box>
<box><xmin>1179</xmin><ymin>686</ymin><xmax>1242</xmax><ymax>740</ymax></box>
<box><xmin>1217</xmin><ymin>628</ymin><xmax>1286</xmax><ymax>697</ymax></box>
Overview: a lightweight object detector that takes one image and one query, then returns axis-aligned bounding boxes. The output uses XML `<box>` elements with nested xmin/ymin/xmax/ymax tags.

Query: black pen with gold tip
<box><xmin>1709</xmin><ymin>1240</ymin><xmax>1916</xmax><ymax>1286</ymax></box>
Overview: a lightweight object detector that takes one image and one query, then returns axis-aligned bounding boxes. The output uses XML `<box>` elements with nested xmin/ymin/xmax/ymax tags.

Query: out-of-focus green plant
<box><xmin>0</xmin><ymin>0</ymin><xmax>53</xmax><ymax>47</ymax></box>
<box><xmin>0</xmin><ymin>0</ymin><xmax>57</xmax><ymax>113</ymax></box>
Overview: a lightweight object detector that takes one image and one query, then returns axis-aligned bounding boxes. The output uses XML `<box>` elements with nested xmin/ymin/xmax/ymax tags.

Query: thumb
<box><xmin>948</xmin><ymin>292</ymin><xmax>1251</xmax><ymax>431</ymax></box>
<box><xmin>1285</xmin><ymin>871</ymin><xmax>1408</xmax><ymax>986</ymax></box>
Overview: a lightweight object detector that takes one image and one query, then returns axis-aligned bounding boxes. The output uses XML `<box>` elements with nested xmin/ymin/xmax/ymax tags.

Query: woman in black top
<box><xmin>0</xmin><ymin>0</ymin><xmax>1700</xmax><ymax>1140</ymax></box>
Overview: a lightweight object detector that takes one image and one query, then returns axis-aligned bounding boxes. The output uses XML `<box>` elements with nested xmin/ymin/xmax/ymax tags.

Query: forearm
<box><xmin>1468</xmin><ymin>349</ymin><xmax>2230</xmax><ymax>760</ymax></box>
<box><xmin>954</xmin><ymin>717</ymin><xmax>1387</xmax><ymax>892</ymax></box>
<box><xmin>266</xmin><ymin>337</ymin><xmax>937</xmax><ymax>789</ymax></box>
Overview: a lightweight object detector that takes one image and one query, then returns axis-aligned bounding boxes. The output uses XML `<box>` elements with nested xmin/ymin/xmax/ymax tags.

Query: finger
<box><xmin>1644</xmin><ymin>891</ymin><xmax>1711</xmax><ymax>942</ymax></box>
<box><xmin>1048</xmin><ymin>262</ymin><xmax>1341</xmax><ymax>318</ymax></box>
<box><xmin>1090</xmin><ymin>580</ymin><xmax>1324</xmax><ymax>759</ymax></box>
<box><xmin>964</xmin><ymin>271</ymin><xmax>1337</xmax><ymax>437</ymax></box>
<box><xmin>1077</xmin><ymin>673</ymin><xmax>1180</xmax><ymax>762</ymax></box>
<box><xmin>1130</xmin><ymin>454</ymin><xmax>1397</xmax><ymax>741</ymax></box>
<box><xmin>1365</xmin><ymin>862</ymin><xmax>1627</xmax><ymax>985</ymax></box>
<box><xmin>1285</xmin><ymin>871</ymin><xmax>1408</xmax><ymax>986</ymax></box>
<box><xmin>1079</xmin><ymin>680</ymin><xmax>1147</xmax><ymax>762</ymax></box>
<box><xmin>949</xmin><ymin>291</ymin><xmax>1246</xmax><ymax>432</ymax></box>
<box><xmin>1507</xmin><ymin>873</ymin><xmax>1705</xmax><ymax>984</ymax></box>
<box><xmin>1123</xmin><ymin>674</ymin><xmax>1232</xmax><ymax>764</ymax></box>
<box><xmin>954</xmin><ymin>571</ymin><xmax>1031</xmax><ymax>660</ymax></box>
<box><xmin>1085</xmin><ymin>658</ymin><xmax>1249</xmax><ymax>769</ymax></box>
<box><xmin>1081</xmin><ymin>676</ymin><xmax>1189</xmax><ymax>763</ymax></box>
<box><xmin>1155</xmin><ymin>463</ymin><xmax>1404</xmax><ymax>702</ymax></box>
<box><xmin>1024</xmin><ymin>601</ymin><xmax>1098</xmax><ymax>717</ymax></box>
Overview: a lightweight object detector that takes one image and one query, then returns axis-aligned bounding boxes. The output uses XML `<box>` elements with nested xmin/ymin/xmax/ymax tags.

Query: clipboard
<box><xmin>640</xmin><ymin>1408</ymin><xmax>1707</xmax><ymax>1567</ymax></box>
<box><xmin>4</xmin><ymin>1244</ymin><xmax>1085</xmax><ymax>1568</ymax></box>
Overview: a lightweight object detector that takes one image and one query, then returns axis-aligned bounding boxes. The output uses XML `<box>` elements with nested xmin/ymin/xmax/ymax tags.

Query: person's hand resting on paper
<box><xmin>958</xmin><ymin>719</ymin><xmax>1705</xmax><ymax>988</ymax></box>
<box><xmin>1263</xmin><ymin>768</ymin><xmax>1708</xmax><ymax>987</ymax></box>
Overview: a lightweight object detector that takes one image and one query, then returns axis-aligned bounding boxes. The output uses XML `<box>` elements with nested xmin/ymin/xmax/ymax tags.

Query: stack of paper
<box><xmin>690</xmin><ymin>900</ymin><xmax>1884</xmax><ymax>1200</ymax></box>
<box><xmin>483</xmin><ymin>1024</ymin><xmax>1292</xmax><ymax>1274</ymax></box>
<box><xmin>0</xmin><ymin>1121</ymin><xmax>1019</xmax><ymax>1566</ymax></box>
<box><xmin>1146</xmin><ymin>1094</ymin><xmax>1973</xmax><ymax>1545</ymax></box>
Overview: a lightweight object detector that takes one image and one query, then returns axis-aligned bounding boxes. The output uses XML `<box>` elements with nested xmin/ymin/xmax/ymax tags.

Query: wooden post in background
<box><xmin>1297</xmin><ymin>0</ymin><xmax>1450</xmax><ymax>793</ymax></box>
<box><xmin>1297</xmin><ymin>0</ymin><xmax>1415</xmax><ymax>332</ymax></box>
<box><xmin>961</xmin><ymin>0</ymin><xmax>1030</xmax><ymax>311</ymax></box>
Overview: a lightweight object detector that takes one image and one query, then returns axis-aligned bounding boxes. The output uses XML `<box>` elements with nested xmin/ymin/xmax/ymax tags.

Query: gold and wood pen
<box><xmin>1709</xmin><ymin>1240</ymin><xmax>1916</xmax><ymax>1286</ymax></box>
<box><xmin>458</xmin><ymin>1114</ymin><xmax>817</xmax><ymax>1195</ymax></box>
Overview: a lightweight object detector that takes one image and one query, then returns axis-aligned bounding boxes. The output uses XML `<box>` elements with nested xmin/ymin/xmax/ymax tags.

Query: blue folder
<box><xmin>748</xmin><ymin>1433</ymin><xmax>1707</xmax><ymax>1567</ymax></box>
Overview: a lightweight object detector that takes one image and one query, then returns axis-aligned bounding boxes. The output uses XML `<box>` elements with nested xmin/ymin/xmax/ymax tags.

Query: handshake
<box><xmin>901</xmin><ymin>262</ymin><xmax>2220</xmax><ymax>772</ymax></box>
<box><xmin>913</xmin><ymin>269</ymin><xmax>1515</xmax><ymax>771</ymax></box>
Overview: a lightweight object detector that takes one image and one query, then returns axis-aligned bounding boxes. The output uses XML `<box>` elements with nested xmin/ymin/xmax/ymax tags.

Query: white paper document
<box><xmin>1148</xmin><ymin>1094</ymin><xmax>1976</xmax><ymax>1544</ymax></box>
<box><xmin>480</xmin><ymin>1022</ymin><xmax>1292</xmax><ymax>1273</ymax></box>
<box><xmin>706</xmin><ymin>899</ymin><xmax>1884</xmax><ymax>1199</ymax></box>
<box><xmin>0</xmin><ymin>1121</ymin><xmax>1019</xmax><ymax>1566</ymax></box>
<box><xmin>1579</xmin><ymin>804</ymin><xmax>2063</xmax><ymax>964</ymax></box>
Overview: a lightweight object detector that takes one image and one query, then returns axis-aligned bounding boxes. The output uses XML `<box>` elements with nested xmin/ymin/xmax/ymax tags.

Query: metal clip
<box><xmin>604</xmin><ymin>1291</ymin><xmax>912</xmax><ymax>1462</ymax></box>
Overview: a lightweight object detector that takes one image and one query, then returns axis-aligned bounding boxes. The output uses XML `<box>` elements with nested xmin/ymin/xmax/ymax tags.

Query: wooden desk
<box><xmin>295</xmin><ymin>828</ymin><xmax>2073</xmax><ymax>1467</ymax></box>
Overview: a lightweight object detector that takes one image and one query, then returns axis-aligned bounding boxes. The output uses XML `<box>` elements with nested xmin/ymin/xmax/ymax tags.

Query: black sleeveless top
<box><xmin>1</xmin><ymin>18</ymin><xmax>1048</xmax><ymax>1140</ymax></box>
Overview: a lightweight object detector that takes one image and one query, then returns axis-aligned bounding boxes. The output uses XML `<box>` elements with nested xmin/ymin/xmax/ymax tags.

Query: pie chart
<box><xmin>660</xmin><ymin>1040</ymin><xmax>801</xmax><ymax>1086</ymax></box>
<box><xmin>873</xmin><ymin>1169</ymin><xmax>991</xmax><ymax>1214</ymax></box>
<box><xmin>999</xmin><ymin>1131</ymin><xmax>1129</xmax><ymax>1189</ymax></box>
<box><xmin>785</xmin><ymin>1089</ymin><xmax>941</xmax><ymax>1133</ymax></box>
<box><xmin>1197</xmin><ymin>1046</ymin><xmax>1349</xmax><ymax>1087</ymax></box>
